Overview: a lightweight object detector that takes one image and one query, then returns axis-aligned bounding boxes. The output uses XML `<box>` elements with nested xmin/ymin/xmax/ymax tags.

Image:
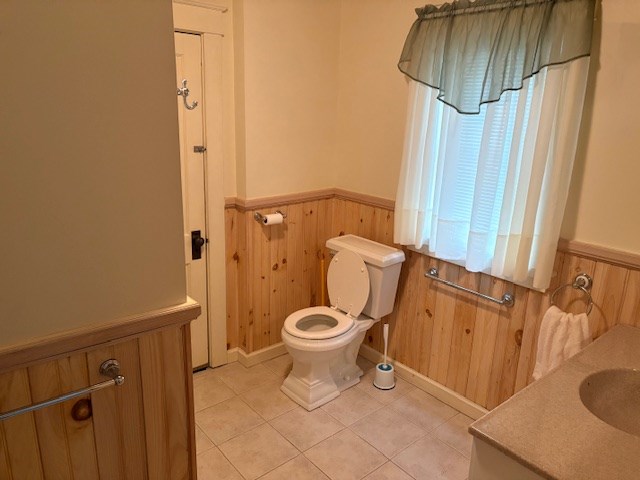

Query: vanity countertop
<box><xmin>469</xmin><ymin>324</ymin><xmax>640</xmax><ymax>480</ymax></box>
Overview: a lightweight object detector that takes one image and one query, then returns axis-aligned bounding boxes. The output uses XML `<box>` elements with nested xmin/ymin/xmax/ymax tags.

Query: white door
<box><xmin>175</xmin><ymin>32</ymin><xmax>209</xmax><ymax>369</ymax></box>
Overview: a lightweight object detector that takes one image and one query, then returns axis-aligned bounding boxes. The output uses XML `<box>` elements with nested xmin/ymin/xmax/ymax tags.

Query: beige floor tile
<box><xmin>259</xmin><ymin>455</ymin><xmax>329</xmax><ymax>480</ymax></box>
<box><xmin>241</xmin><ymin>380</ymin><xmax>298</xmax><ymax>420</ymax></box>
<box><xmin>197</xmin><ymin>447</ymin><xmax>243</xmax><ymax>480</ymax></box>
<box><xmin>262</xmin><ymin>353</ymin><xmax>293</xmax><ymax>379</ymax></box>
<box><xmin>305</xmin><ymin>430</ymin><xmax>386</xmax><ymax>480</ymax></box>
<box><xmin>321</xmin><ymin>387</ymin><xmax>383</xmax><ymax>426</ymax></box>
<box><xmin>364</xmin><ymin>462</ymin><xmax>413</xmax><ymax>480</ymax></box>
<box><xmin>196</xmin><ymin>396</ymin><xmax>264</xmax><ymax>445</ymax></box>
<box><xmin>392</xmin><ymin>435</ymin><xmax>470</xmax><ymax>480</ymax></box>
<box><xmin>351</xmin><ymin>407</ymin><xmax>427</xmax><ymax>458</ymax></box>
<box><xmin>356</xmin><ymin>372</ymin><xmax>416</xmax><ymax>405</ymax></box>
<box><xmin>211</xmin><ymin>362</ymin><xmax>279</xmax><ymax>394</ymax></box>
<box><xmin>270</xmin><ymin>407</ymin><xmax>344</xmax><ymax>451</ymax></box>
<box><xmin>193</xmin><ymin>369</ymin><xmax>236</xmax><ymax>412</ymax></box>
<box><xmin>433</xmin><ymin>413</ymin><xmax>474</xmax><ymax>458</ymax></box>
<box><xmin>219</xmin><ymin>424</ymin><xmax>298</xmax><ymax>480</ymax></box>
<box><xmin>389</xmin><ymin>389</ymin><xmax>457</xmax><ymax>432</ymax></box>
<box><xmin>195</xmin><ymin>425</ymin><xmax>215</xmax><ymax>454</ymax></box>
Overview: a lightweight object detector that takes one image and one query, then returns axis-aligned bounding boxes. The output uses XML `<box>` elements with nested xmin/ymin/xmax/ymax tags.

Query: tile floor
<box><xmin>194</xmin><ymin>354</ymin><xmax>473</xmax><ymax>480</ymax></box>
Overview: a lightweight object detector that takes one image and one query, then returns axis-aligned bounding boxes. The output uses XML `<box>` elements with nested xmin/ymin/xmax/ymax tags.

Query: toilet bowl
<box><xmin>280</xmin><ymin>235</ymin><xmax>405</xmax><ymax>410</ymax></box>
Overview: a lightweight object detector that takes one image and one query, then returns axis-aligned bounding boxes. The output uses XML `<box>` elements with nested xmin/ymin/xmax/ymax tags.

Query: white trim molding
<box><xmin>226</xmin><ymin>347</ymin><xmax>239</xmax><ymax>364</ymax></box>
<box><xmin>228</xmin><ymin>343</ymin><xmax>288</xmax><ymax>368</ymax></box>
<box><xmin>173</xmin><ymin>1</ymin><xmax>231</xmax><ymax>368</ymax></box>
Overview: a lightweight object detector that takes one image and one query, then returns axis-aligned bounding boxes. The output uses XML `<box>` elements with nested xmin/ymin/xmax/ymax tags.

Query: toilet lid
<box><xmin>327</xmin><ymin>249</ymin><xmax>370</xmax><ymax>318</ymax></box>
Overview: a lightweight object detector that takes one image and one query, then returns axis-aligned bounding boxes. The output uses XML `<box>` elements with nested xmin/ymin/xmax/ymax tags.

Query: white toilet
<box><xmin>280</xmin><ymin>234</ymin><xmax>405</xmax><ymax>410</ymax></box>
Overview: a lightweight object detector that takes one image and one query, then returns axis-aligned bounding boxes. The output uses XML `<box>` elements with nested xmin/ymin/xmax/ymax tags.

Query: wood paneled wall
<box><xmin>225</xmin><ymin>200</ymin><xmax>333</xmax><ymax>353</ymax></box>
<box><xmin>225</xmin><ymin>194</ymin><xmax>640</xmax><ymax>409</ymax></box>
<box><xmin>0</xmin><ymin>324</ymin><xmax>195</xmax><ymax>479</ymax></box>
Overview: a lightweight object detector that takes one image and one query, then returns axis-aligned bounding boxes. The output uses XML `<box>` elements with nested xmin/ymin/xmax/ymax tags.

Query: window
<box><xmin>393</xmin><ymin>0</ymin><xmax>595</xmax><ymax>290</ymax></box>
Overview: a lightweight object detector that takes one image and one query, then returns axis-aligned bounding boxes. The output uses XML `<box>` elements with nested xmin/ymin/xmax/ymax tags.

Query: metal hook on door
<box><xmin>177</xmin><ymin>79</ymin><xmax>198</xmax><ymax>110</ymax></box>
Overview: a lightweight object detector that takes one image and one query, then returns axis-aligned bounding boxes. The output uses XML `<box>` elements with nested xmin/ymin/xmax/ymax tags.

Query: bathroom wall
<box><xmin>225</xmin><ymin>197</ymin><xmax>333</xmax><ymax>352</ymax></box>
<box><xmin>224</xmin><ymin>0</ymin><xmax>640</xmax><ymax>409</ymax></box>
<box><xmin>560</xmin><ymin>0</ymin><xmax>640</xmax><ymax>254</ymax></box>
<box><xmin>230</xmin><ymin>0</ymin><xmax>640</xmax><ymax>255</ymax></box>
<box><xmin>0</xmin><ymin>1</ymin><xmax>186</xmax><ymax>347</ymax></box>
<box><xmin>225</xmin><ymin>192</ymin><xmax>640</xmax><ymax>409</ymax></box>
<box><xmin>333</xmin><ymin>0</ymin><xmax>640</xmax><ymax>255</ymax></box>
<box><xmin>231</xmin><ymin>0</ymin><xmax>342</xmax><ymax>199</ymax></box>
<box><xmin>333</xmin><ymin>0</ymin><xmax>422</xmax><ymax>200</ymax></box>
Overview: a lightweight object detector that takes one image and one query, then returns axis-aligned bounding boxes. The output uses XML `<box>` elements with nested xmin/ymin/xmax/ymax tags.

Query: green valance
<box><xmin>398</xmin><ymin>0</ymin><xmax>596</xmax><ymax>114</ymax></box>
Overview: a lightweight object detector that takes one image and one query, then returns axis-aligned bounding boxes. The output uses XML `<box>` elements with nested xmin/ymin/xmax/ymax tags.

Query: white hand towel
<box><xmin>532</xmin><ymin>305</ymin><xmax>592</xmax><ymax>380</ymax></box>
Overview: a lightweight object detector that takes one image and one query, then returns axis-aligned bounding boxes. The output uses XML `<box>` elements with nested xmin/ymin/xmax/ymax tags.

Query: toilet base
<box><xmin>281</xmin><ymin>366</ymin><xmax>364</xmax><ymax>411</ymax></box>
<box><xmin>281</xmin><ymin>373</ymin><xmax>341</xmax><ymax>411</ymax></box>
<box><xmin>331</xmin><ymin>363</ymin><xmax>363</xmax><ymax>392</ymax></box>
<box><xmin>280</xmin><ymin>317</ymin><xmax>377</xmax><ymax>411</ymax></box>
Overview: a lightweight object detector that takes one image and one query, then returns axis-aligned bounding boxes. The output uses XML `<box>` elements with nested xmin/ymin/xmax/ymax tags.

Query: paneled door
<box><xmin>174</xmin><ymin>32</ymin><xmax>209</xmax><ymax>369</ymax></box>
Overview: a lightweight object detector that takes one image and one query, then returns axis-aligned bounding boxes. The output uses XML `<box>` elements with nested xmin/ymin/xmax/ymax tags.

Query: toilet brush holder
<box><xmin>373</xmin><ymin>363</ymin><xmax>395</xmax><ymax>390</ymax></box>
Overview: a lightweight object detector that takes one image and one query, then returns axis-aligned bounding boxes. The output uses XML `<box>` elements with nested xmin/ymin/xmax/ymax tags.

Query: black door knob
<box><xmin>191</xmin><ymin>230</ymin><xmax>207</xmax><ymax>260</ymax></box>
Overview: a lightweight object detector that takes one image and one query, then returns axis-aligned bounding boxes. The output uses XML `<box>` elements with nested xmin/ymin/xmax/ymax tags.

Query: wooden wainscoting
<box><xmin>225</xmin><ymin>198</ymin><xmax>333</xmax><ymax>353</ymax></box>
<box><xmin>225</xmin><ymin>191</ymin><xmax>640</xmax><ymax>410</ymax></box>
<box><xmin>0</xmin><ymin>304</ymin><xmax>198</xmax><ymax>479</ymax></box>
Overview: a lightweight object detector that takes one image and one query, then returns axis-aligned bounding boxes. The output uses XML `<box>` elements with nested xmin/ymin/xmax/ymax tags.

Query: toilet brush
<box><xmin>381</xmin><ymin>323</ymin><xmax>390</xmax><ymax>367</ymax></box>
<box><xmin>373</xmin><ymin>323</ymin><xmax>395</xmax><ymax>390</ymax></box>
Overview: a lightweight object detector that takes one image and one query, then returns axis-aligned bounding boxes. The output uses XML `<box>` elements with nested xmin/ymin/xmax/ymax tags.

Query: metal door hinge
<box><xmin>193</xmin><ymin>146</ymin><xmax>206</xmax><ymax>153</ymax></box>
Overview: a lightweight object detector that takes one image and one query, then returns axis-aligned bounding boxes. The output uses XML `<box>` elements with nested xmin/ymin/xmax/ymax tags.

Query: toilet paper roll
<box><xmin>262</xmin><ymin>213</ymin><xmax>284</xmax><ymax>225</ymax></box>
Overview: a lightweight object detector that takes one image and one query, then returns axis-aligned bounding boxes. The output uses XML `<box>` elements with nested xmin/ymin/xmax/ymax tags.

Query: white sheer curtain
<box><xmin>394</xmin><ymin>58</ymin><xmax>590</xmax><ymax>290</ymax></box>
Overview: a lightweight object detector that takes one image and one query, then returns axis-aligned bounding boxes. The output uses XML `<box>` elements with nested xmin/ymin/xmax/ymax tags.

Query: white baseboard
<box><xmin>226</xmin><ymin>347</ymin><xmax>239</xmax><ymax>363</ymax></box>
<box><xmin>227</xmin><ymin>343</ymin><xmax>288</xmax><ymax>368</ymax></box>
<box><xmin>359</xmin><ymin>344</ymin><xmax>488</xmax><ymax>420</ymax></box>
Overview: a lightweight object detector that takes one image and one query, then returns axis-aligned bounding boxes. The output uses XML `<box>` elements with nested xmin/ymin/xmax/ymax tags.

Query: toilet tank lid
<box><xmin>326</xmin><ymin>234</ymin><xmax>405</xmax><ymax>268</ymax></box>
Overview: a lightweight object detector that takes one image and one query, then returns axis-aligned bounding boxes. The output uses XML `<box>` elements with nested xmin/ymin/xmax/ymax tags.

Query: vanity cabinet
<box><xmin>469</xmin><ymin>325</ymin><xmax>640</xmax><ymax>480</ymax></box>
<box><xmin>0</xmin><ymin>300</ymin><xmax>199</xmax><ymax>479</ymax></box>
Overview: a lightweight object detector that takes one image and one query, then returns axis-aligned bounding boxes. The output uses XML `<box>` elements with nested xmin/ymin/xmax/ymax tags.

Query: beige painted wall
<box><xmin>231</xmin><ymin>0</ymin><xmax>640</xmax><ymax>253</ymax></box>
<box><xmin>0</xmin><ymin>1</ymin><xmax>186</xmax><ymax>347</ymax></box>
<box><xmin>560</xmin><ymin>0</ymin><xmax>640</xmax><ymax>254</ymax></box>
<box><xmin>333</xmin><ymin>0</ymin><xmax>640</xmax><ymax>255</ymax></box>
<box><xmin>233</xmin><ymin>0</ymin><xmax>341</xmax><ymax>198</ymax></box>
<box><xmin>334</xmin><ymin>0</ymin><xmax>422</xmax><ymax>200</ymax></box>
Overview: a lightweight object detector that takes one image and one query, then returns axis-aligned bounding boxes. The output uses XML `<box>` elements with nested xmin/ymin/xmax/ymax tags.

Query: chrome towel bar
<box><xmin>0</xmin><ymin>359</ymin><xmax>125</xmax><ymax>422</ymax></box>
<box><xmin>425</xmin><ymin>267</ymin><xmax>515</xmax><ymax>307</ymax></box>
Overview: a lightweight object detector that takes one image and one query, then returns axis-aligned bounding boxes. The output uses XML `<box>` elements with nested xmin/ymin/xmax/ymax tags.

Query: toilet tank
<box><xmin>326</xmin><ymin>234</ymin><xmax>405</xmax><ymax>319</ymax></box>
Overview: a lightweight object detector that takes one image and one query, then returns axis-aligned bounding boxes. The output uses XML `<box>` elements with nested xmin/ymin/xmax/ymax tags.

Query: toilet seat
<box><xmin>283</xmin><ymin>249</ymin><xmax>370</xmax><ymax>341</ymax></box>
<box><xmin>283</xmin><ymin>306</ymin><xmax>354</xmax><ymax>340</ymax></box>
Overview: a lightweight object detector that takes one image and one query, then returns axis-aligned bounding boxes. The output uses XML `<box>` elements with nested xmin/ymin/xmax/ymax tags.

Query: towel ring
<box><xmin>550</xmin><ymin>273</ymin><xmax>594</xmax><ymax>315</ymax></box>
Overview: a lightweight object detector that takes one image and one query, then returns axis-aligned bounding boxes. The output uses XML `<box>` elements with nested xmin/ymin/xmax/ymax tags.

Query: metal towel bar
<box><xmin>425</xmin><ymin>267</ymin><xmax>515</xmax><ymax>307</ymax></box>
<box><xmin>0</xmin><ymin>359</ymin><xmax>125</xmax><ymax>422</ymax></box>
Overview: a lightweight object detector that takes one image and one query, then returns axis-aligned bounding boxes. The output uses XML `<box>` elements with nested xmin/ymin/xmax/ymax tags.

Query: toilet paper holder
<box><xmin>254</xmin><ymin>210</ymin><xmax>287</xmax><ymax>225</ymax></box>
